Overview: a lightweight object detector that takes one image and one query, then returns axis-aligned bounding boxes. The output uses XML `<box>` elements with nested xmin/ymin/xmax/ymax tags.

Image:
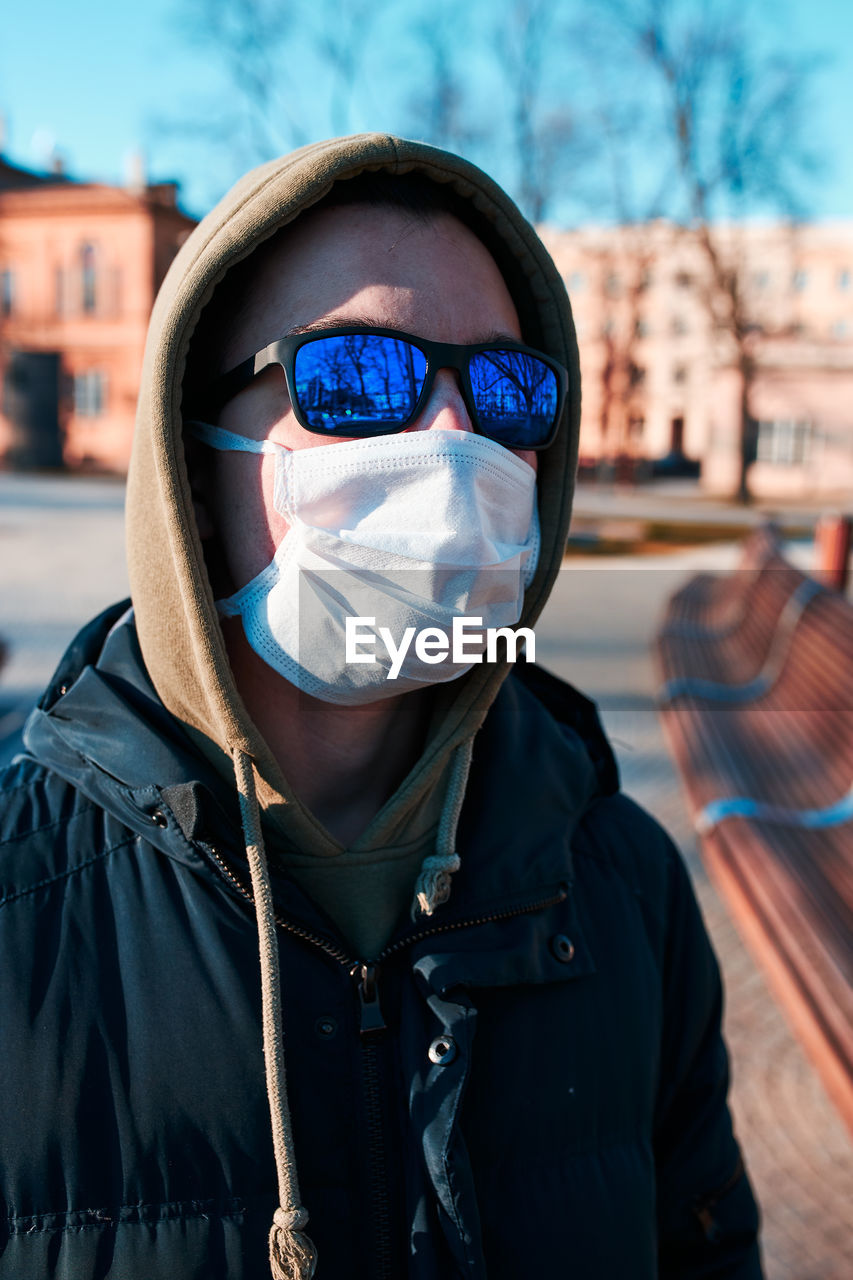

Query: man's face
<box><xmin>197</xmin><ymin>203</ymin><xmax>535</xmax><ymax>596</ymax></box>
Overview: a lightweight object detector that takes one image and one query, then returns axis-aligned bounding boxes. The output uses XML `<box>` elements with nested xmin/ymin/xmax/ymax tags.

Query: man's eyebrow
<box><xmin>479</xmin><ymin>329</ymin><xmax>523</xmax><ymax>344</ymax></box>
<box><xmin>282</xmin><ymin>317</ymin><xmax>377</xmax><ymax>337</ymax></box>
<box><xmin>280</xmin><ymin>319</ymin><xmax>523</xmax><ymax>344</ymax></box>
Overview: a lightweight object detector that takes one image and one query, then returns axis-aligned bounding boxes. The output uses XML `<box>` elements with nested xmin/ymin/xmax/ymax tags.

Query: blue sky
<box><xmin>1</xmin><ymin>0</ymin><xmax>851</xmax><ymax>223</ymax></box>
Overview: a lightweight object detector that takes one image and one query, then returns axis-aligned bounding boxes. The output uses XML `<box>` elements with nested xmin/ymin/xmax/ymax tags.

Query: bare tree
<box><xmin>404</xmin><ymin>5</ymin><xmax>476</xmax><ymax>156</ymax></box>
<box><xmin>598</xmin><ymin>0</ymin><xmax>821</xmax><ymax>501</ymax></box>
<box><xmin>176</xmin><ymin>0</ymin><xmax>311</xmax><ymax>166</ymax></box>
<box><xmin>311</xmin><ymin>0</ymin><xmax>383</xmax><ymax>137</ymax></box>
<box><xmin>488</xmin><ymin>0</ymin><xmax>588</xmax><ymax>223</ymax></box>
<box><xmin>564</xmin><ymin>64</ymin><xmax>679</xmax><ymax>461</ymax></box>
<box><xmin>166</xmin><ymin>0</ymin><xmax>402</xmax><ymax>201</ymax></box>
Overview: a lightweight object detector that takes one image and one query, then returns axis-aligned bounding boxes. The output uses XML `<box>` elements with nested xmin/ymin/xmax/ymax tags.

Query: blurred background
<box><xmin>1</xmin><ymin>2</ymin><xmax>852</xmax><ymax>1276</ymax></box>
<box><xmin>1</xmin><ymin>0</ymin><xmax>852</xmax><ymax>497</ymax></box>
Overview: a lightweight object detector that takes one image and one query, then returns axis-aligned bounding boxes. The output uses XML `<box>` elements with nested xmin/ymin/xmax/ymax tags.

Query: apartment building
<box><xmin>0</xmin><ymin>155</ymin><xmax>195</xmax><ymax>471</ymax></box>
<box><xmin>1</xmin><ymin>156</ymin><xmax>851</xmax><ymax>499</ymax></box>
<box><xmin>543</xmin><ymin>220</ymin><xmax>853</xmax><ymax>498</ymax></box>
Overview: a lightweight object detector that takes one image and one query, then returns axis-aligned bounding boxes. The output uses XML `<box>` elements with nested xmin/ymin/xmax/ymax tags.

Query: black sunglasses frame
<box><xmin>202</xmin><ymin>325</ymin><xmax>569</xmax><ymax>451</ymax></box>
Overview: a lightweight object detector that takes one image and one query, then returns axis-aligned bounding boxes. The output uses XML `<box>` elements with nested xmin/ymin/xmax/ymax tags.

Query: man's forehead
<box><xmin>218</xmin><ymin>203</ymin><xmax>519</xmax><ymax>370</ymax></box>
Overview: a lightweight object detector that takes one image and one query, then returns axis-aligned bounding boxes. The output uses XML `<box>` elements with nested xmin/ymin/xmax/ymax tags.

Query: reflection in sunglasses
<box><xmin>294</xmin><ymin>334</ymin><xmax>558</xmax><ymax>442</ymax></box>
<box><xmin>296</xmin><ymin>336</ymin><xmax>427</xmax><ymax>428</ymax></box>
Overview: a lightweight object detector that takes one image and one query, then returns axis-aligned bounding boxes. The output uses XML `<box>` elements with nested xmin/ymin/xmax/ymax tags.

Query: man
<box><xmin>0</xmin><ymin>135</ymin><xmax>762</xmax><ymax>1278</ymax></box>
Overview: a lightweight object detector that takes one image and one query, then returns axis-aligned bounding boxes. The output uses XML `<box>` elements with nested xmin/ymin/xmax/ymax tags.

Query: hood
<box><xmin>125</xmin><ymin>133</ymin><xmax>581</xmax><ymax>792</ymax></box>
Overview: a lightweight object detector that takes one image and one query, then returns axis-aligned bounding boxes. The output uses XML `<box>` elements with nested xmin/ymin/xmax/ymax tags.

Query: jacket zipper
<box><xmin>204</xmin><ymin>842</ymin><xmax>568</xmax><ymax>971</ymax></box>
<box><xmin>205</xmin><ymin>844</ymin><xmax>567</xmax><ymax>1272</ymax></box>
<box><xmin>358</xmin><ymin>963</ymin><xmax>393</xmax><ymax>1279</ymax></box>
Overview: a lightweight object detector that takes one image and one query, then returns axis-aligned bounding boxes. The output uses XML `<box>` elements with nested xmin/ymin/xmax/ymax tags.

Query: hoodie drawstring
<box><xmin>233</xmin><ymin>748</ymin><xmax>318</xmax><ymax>1280</ymax></box>
<box><xmin>233</xmin><ymin>734</ymin><xmax>474</xmax><ymax>1274</ymax></box>
<box><xmin>411</xmin><ymin>736</ymin><xmax>475</xmax><ymax>919</ymax></box>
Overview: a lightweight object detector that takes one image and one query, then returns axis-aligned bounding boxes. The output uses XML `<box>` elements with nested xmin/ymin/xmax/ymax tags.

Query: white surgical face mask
<box><xmin>188</xmin><ymin>423</ymin><xmax>540</xmax><ymax>704</ymax></box>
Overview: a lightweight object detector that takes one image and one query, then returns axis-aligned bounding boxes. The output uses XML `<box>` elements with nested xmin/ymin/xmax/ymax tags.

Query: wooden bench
<box><xmin>659</xmin><ymin>522</ymin><xmax>782</xmax><ymax>638</ymax></box>
<box><xmin>655</xmin><ymin>532</ymin><xmax>853</xmax><ymax>1135</ymax></box>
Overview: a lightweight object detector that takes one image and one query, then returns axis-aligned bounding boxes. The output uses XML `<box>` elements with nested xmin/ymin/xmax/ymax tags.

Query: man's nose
<box><xmin>412</xmin><ymin>369</ymin><xmax>475</xmax><ymax>434</ymax></box>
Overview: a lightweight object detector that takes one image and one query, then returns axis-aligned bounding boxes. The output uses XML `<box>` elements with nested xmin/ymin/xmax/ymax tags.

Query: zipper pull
<box><xmin>357</xmin><ymin>963</ymin><xmax>386</xmax><ymax>1035</ymax></box>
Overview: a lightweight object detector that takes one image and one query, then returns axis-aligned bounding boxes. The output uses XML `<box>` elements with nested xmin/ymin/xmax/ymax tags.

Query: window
<box><xmin>670</xmin><ymin>315</ymin><xmax>687</xmax><ymax>336</ymax></box>
<box><xmin>831</xmin><ymin>320</ymin><xmax>849</xmax><ymax>339</ymax></box>
<box><xmin>1</xmin><ymin>268</ymin><xmax>14</xmax><ymax>316</ymax></box>
<box><xmin>672</xmin><ymin>364</ymin><xmax>687</xmax><ymax>385</ymax></box>
<box><xmin>792</xmin><ymin>269</ymin><xmax>808</xmax><ymax>293</ymax></box>
<box><xmin>81</xmin><ymin>243</ymin><xmax>97</xmax><ymax>314</ymax></box>
<box><xmin>751</xmin><ymin>270</ymin><xmax>770</xmax><ymax>291</ymax></box>
<box><xmin>628</xmin><ymin>363</ymin><xmax>646</xmax><ymax>388</ymax></box>
<box><xmin>634</xmin><ymin>317</ymin><xmax>650</xmax><ymax>338</ymax></box>
<box><xmin>837</xmin><ymin>268</ymin><xmax>851</xmax><ymax>292</ymax></box>
<box><xmin>756</xmin><ymin>418</ymin><xmax>812</xmax><ymax>466</ymax></box>
<box><xmin>604</xmin><ymin>273</ymin><xmax>621</xmax><ymax>298</ymax></box>
<box><xmin>55</xmin><ymin>267</ymin><xmax>65</xmax><ymax>315</ymax></box>
<box><xmin>567</xmin><ymin>270</ymin><xmax>586</xmax><ymax>292</ymax></box>
<box><xmin>74</xmin><ymin>371</ymin><xmax>107</xmax><ymax>416</ymax></box>
<box><xmin>674</xmin><ymin>271</ymin><xmax>692</xmax><ymax>289</ymax></box>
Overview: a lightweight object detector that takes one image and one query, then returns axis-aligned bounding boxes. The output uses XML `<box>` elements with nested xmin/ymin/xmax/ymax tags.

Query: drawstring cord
<box><xmin>232</xmin><ymin>733</ymin><xmax>474</xmax><ymax>1273</ymax></box>
<box><xmin>233</xmin><ymin>748</ymin><xmax>318</xmax><ymax>1280</ymax></box>
<box><xmin>411</xmin><ymin>736</ymin><xmax>475</xmax><ymax>919</ymax></box>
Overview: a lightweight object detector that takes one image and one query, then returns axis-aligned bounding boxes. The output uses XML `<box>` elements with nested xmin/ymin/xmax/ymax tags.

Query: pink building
<box><xmin>542</xmin><ymin>220</ymin><xmax>853</xmax><ymax>499</ymax></box>
<box><xmin>0</xmin><ymin>156</ymin><xmax>195</xmax><ymax>472</ymax></box>
<box><xmin>1</xmin><ymin>162</ymin><xmax>850</xmax><ymax>501</ymax></box>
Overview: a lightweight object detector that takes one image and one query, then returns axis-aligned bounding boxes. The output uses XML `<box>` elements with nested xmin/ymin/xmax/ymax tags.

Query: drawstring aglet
<box><xmin>412</xmin><ymin>851</ymin><xmax>461</xmax><ymax>918</ymax></box>
<box><xmin>269</xmin><ymin>1206</ymin><xmax>317</xmax><ymax>1280</ymax></box>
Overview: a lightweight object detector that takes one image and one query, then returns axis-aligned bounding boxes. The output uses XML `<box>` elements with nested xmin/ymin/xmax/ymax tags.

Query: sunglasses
<box><xmin>202</xmin><ymin>326</ymin><xmax>569</xmax><ymax>451</ymax></box>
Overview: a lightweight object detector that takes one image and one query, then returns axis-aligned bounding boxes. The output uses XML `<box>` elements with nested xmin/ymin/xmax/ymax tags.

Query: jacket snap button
<box><xmin>315</xmin><ymin>1017</ymin><xmax>337</xmax><ymax>1039</ymax></box>
<box><xmin>150</xmin><ymin>810</ymin><xmax>168</xmax><ymax>829</ymax></box>
<box><xmin>428</xmin><ymin>1036</ymin><xmax>457</xmax><ymax>1065</ymax></box>
<box><xmin>550</xmin><ymin>934</ymin><xmax>575</xmax><ymax>963</ymax></box>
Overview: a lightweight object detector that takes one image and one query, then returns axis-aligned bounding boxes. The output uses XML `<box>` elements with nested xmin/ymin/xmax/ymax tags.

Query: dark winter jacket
<box><xmin>0</xmin><ymin>604</ymin><xmax>762</xmax><ymax>1278</ymax></box>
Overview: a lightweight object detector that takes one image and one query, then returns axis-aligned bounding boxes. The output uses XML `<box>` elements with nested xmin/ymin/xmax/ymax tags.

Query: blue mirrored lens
<box><xmin>469</xmin><ymin>351</ymin><xmax>558</xmax><ymax>446</ymax></box>
<box><xmin>294</xmin><ymin>335</ymin><xmax>427</xmax><ymax>431</ymax></box>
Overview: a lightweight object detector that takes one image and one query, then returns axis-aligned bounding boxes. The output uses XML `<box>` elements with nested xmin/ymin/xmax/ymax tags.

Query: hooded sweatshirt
<box><xmin>0</xmin><ymin>137</ymin><xmax>763</xmax><ymax>1280</ymax></box>
<box><xmin>120</xmin><ymin>134</ymin><xmax>584</xmax><ymax>1275</ymax></box>
<box><xmin>125</xmin><ymin>134</ymin><xmax>581</xmax><ymax>961</ymax></box>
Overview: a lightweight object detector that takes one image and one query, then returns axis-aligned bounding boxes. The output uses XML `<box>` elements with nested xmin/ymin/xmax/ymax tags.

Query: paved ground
<box><xmin>0</xmin><ymin>472</ymin><xmax>128</xmax><ymax>766</ymax></box>
<box><xmin>571</xmin><ymin>476</ymin><xmax>847</xmax><ymax>525</ymax></box>
<box><xmin>1</xmin><ymin>471</ymin><xmax>852</xmax><ymax>1275</ymax></box>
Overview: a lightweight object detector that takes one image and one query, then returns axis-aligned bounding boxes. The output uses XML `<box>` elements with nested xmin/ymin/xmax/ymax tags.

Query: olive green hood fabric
<box><xmin>125</xmin><ymin>133</ymin><xmax>581</xmax><ymax>951</ymax></box>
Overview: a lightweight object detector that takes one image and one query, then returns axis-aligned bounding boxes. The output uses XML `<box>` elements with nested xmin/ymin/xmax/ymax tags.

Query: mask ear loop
<box><xmin>185</xmin><ymin>420</ymin><xmax>297</xmax><ymax>527</ymax></box>
<box><xmin>184</xmin><ymin>420</ymin><xmax>288</xmax><ymax>455</ymax></box>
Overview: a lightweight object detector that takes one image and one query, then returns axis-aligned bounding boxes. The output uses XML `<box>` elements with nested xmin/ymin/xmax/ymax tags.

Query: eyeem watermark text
<box><xmin>345</xmin><ymin>616</ymin><xmax>535</xmax><ymax>679</ymax></box>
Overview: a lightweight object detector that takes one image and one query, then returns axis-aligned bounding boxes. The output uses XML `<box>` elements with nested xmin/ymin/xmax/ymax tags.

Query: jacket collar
<box><xmin>24</xmin><ymin>608</ymin><xmax>617</xmax><ymax>950</ymax></box>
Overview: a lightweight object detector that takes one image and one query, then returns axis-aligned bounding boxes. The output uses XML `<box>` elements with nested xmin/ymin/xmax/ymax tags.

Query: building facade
<box><xmin>0</xmin><ymin>157</ymin><xmax>195</xmax><ymax>472</ymax></box>
<box><xmin>543</xmin><ymin>220</ymin><xmax>853</xmax><ymax>498</ymax></box>
<box><xmin>1</xmin><ymin>159</ymin><xmax>851</xmax><ymax>500</ymax></box>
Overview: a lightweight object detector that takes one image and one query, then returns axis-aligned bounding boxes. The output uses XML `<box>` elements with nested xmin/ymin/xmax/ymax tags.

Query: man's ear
<box><xmin>183</xmin><ymin>430</ymin><xmax>216</xmax><ymax>541</ymax></box>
